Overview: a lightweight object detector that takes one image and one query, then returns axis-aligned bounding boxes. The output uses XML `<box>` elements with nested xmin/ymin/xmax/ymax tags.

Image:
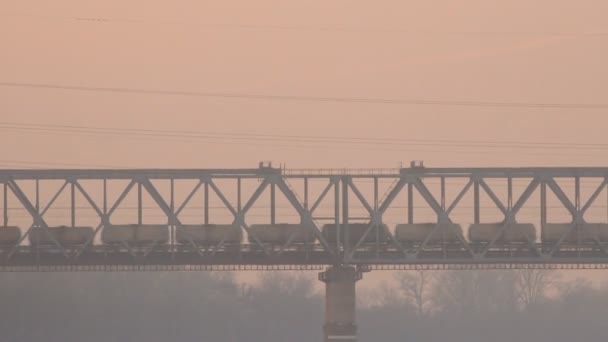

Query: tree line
<box><xmin>0</xmin><ymin>269</ymin><xmax>606</xmax><ymax>341</ymax></box>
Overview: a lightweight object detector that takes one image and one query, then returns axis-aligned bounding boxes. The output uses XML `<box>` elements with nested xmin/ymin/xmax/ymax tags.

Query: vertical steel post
<box><xmin>271</xmin><ymin>182</ymin><xmax>276</xmax><ymax>225</ymax></box>
<box><xmin>342</xmin><ymin>177</ymin><xmax>349</xmax><ymax>253</ymax></box>
<box><xmin>440</xmin><ymin>177</ymin><xmax>446</xmax><ymax>211</ymax></box>
<box><xmin>440</xmin><ymin>177</ymin><xmax>446</xmax><ymax>247</ymax></box>
<box><xmin>575</xmin><ymin>176</ymin><xmax>581</xmax><ymax>211</ymax></box>
<box><xmin>575</xmin><ymin>176</ymin><xmax>581</xmax><ymax>251</ymax></box>
<box><xmin>374</xmin><ymin>177</ymin><xmax>379</xmax><ymax>250</ymax></box>
<box><xmin>138</xmin><ymin>182</ymin><xmax>143</xmax><ymax>225</ymax></box>
<box><xmin>374</xmin><ymin>177</ymin><xmax>379</xmax><ymax>211</ymax></box>
<box><xmin>35</xmin><ymin>179</ymin><xmax>40</xmax><ymax>214</ymax></box>
<box><xmin>319</xmin><ymin>266</ymin><xmax>362</xmax><ymax>342</ymax></box>
<box><xmin>304</xmin><ymin>177</ymin><xmax>309</xmax><ymax>210</ymax></box>
<box><xmin>237</xmin><ymin>178</ymin><xmax>242</xmax><ymax>212</ymax></box>
<box><xmin>204</xmin><ymin>182</ymin><xmax>209</xmax><ymax>225</ymax></box>
<box><xmin>541</xmin><ymin>181</ymin><xmax>547</xmax><ymax>243</ymax></box>
<box><xmin>35</xmin><ymin>180</ymin><xmax>40</xmax><ymax>261</ymax></box>
<box><xmin>35</xmin><ymin>180</ymin><xmax>40</xmax><ymax>256</ymax></box>
<box><xmin>170</xmin><ymin>178</ymin><xmax>175</xmax><ymax>251</ymax></box>
<box><xmin>508</xmin><ymin>176</ymin><xmax>513</xmax><ymax>211</ymax></box>
<box><xmin>334</xmin><ymin>178</ymin><xmax>340</xmax><ymax>252</ymax></box>
<box><xmin>103</xmin><ymin>179</ymin><xmax>107</xmax><ymax>215</ymax></box>
<box><xmin>3</xmin><ymin>182</ymin><xmax>7</xmax><ymax>227</ymax></box>
<box><xmin>474</xmin><ymin>180</ymin><xmax>480</xmax><ymax>224</ymax></box>
<box><xmin>408</xmin><ymin>182</ymin><xmax>414</xmax><ymax>224</ymax></box>
<box><xmin>71</xmin><ymin>181</ymin><xmax>76</xmax><ymax>227</ymax></box>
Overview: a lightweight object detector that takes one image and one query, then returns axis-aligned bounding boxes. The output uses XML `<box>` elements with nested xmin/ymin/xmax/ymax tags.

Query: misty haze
<box><xmin>2</xmin><ymin>1</ymin><xmax>608</xmax><ymax>341</ymax></box>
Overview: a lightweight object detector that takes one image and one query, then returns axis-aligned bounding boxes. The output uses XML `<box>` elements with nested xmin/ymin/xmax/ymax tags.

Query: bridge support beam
<box><xmin>319</xmin><ymin>265</ymin><xmax>362</xmax><ymax>342</ymax></box>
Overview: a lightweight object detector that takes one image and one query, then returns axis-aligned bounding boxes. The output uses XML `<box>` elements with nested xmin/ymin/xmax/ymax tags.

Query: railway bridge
<box><xmin>1</xmin><ymin>164</ymin><xmax>608</xmax><ymax>341</ymax></box>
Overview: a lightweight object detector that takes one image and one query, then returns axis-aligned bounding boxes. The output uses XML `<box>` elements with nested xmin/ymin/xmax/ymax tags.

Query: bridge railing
<box><xmin>282</xmin><ymin>168</ymin><xmax>401</xmax><ymax>176</ymax></box>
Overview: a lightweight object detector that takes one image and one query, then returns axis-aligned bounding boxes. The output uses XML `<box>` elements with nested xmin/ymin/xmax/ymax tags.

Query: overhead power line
<box><xmin>3</xmin><ymin>12</ymin><xmax>608</xmax><ymax>37</ymax></box>
<box><xmin>0</xmin><ymin>125</ymin><xmax>605</xmax><ymax>161</ymax></box>
<box><xmin>0</xmin><ymin>159</ymin><xmax>121</xmax><ymax>168</ymax></box>
<box><xmin>1</xmin><ymin>82</ymin><xmax>607</xmax><ymax>109</ymax></box>
<box><xmin>1</xmin><ymin>122</ymin><xmax>607</xmax><ymax>153</ymax></box>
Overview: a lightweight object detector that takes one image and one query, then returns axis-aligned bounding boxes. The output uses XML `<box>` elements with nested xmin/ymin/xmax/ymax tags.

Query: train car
<box><xmin>176</xmin><ymin>224</ymin><xmax>242</xmax><ymax>245</ymax></box>
<box><xmin>101</xmin><ymin>224</ymin><xmax>169</xmax><ymax>245</ymax></box>
<box><xmin>29</xmin><ymin>226</ymin><xmax>94</xmax><ymax>246</ymax></box>
<box><xmin>395</xmin><ymin>223</ymin><xmax>463</xmax><ymax>244</ymax></box>
<box><xmin>0</xmin><ymin>226</ymin><xmax>21</xmax><ymax>245</ymax></box>
<box><xmin>322</xmin><ymin>223</ymin><xmax>389</xmax><ymax>245</ymax></box>
<box><xmin>542</xmin><ymin>223</ymin><xmax>608</xmax><ymax>244</ymax></box>
<box><xmin>469</xmin><ymin>223</ymin><xmax>536</xmax><ymax>244</ymax></box>
<box><xmin>248</xmin><ymin>224</ymin><xmax>315</xmax><ymax>244</ymax></box>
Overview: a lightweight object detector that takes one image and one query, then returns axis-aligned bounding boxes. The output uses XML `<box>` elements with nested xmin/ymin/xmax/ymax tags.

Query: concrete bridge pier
<box><xmin>319</xmin><ymin>265</ymin><xmax>363</xmax><ymax>342</ymax></box>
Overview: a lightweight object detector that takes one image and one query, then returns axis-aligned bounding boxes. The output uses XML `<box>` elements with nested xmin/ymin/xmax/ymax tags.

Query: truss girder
<box><xmin>0</xmin><ymin>167</ymin><xmax>607</xmax><ymax>268</ymax></box>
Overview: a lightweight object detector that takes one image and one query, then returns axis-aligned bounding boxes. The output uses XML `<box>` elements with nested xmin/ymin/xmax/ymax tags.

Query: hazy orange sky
<box><xmin>1</xmin><ymin>0</ymin><xmax>607</xmax><ymax>170</ymax></box>
<box><xmin>2</xmin><ymin>1</ymin><xmax>608</xmax><ymax>287</ymax></box>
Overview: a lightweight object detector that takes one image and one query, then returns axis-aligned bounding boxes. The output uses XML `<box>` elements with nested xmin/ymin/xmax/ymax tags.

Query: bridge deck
<box><xmin>3</xmin><ymin>244</ymin><xmax>608</xmax><ymax>271</ymax></box>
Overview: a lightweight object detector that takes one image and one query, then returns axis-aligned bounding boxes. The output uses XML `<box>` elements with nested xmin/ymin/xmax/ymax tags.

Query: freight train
<box><xmin>1</xmin><ymin>222</ymin><xmax>608</xmax><ymax>249</ymax></box>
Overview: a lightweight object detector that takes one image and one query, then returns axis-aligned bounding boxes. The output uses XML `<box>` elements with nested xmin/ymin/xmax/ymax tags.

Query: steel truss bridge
<box><xmin>1</xmin><ymin>165</ymin><xmax>608</xmax><ymax>271</ymax></box>
<box><xmin>3</xmin><ymin>164</ymin><xmax>608</xmax><ymax>341</ymax></box>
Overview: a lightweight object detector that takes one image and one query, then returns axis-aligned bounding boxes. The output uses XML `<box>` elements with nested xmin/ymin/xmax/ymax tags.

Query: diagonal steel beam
<box><xmin>107</xmin><ymin>180</ymin><xmax>137</xmax><ymax>218</ymax></box>
<box><xmin>175</xmin><ymin>180</ymin><xmax>203</xmax><ymax>216</ymax></box>
<box><xmin>237</xmin><ymin>178</ymin><xmax>272</xmax><ymax>255</ymax></box>
<box><xmin>380</xmin><ymin>179</ymin><xmax>409</xmax><ymax>234</ymax></box>
<box><xmin>546</xmin><ymin>178</ymin><xmax>578</xmax><ymax>217</ymax></box>
<box><xmin>413</xmin><ymin>178</ymin><xmax>451</xmax><ymax>223</ymax></box>
<box><xmin>544</xmin><ymin>178</ymin><xmax>580</xmax><ymax>255</ymax></box>
<box><xmin>479</xmin><ymin>178</ymin><xmax>540</xmax><ymax>256</ymax></box>
<box><xmin>478</xmin><ymin>179</ymin><xmax>509</xmax><ymax>217</ymax></box>
<box><xmin>75</xmin><ymin>179</ymin><xmax>150</xmax><ymax>258</ymax></box>
<box><xmin>390</xmin><ymin>178</ymin><xmax>473</xmax><ymax>260</ymax></box>
<box><xmin>378</xmin><ymin>178</ymin><xmax>407</xmax><ymax>213</ymax></box>
<box><xmin>73</xmin><ymin>181</ymin><xmax>103</xmax><ymax>217</ymax></box>
<box><xmin>347</xmin><ymin>178</ymin><xmax>409</xmax><ymax>260</ymax></box>
<box><xmin>76</xmin><ymin>179</ymin><xmax>138</xmax><ymax>258</ymax></box>
<box><xmin>581</xmin><ymin>178</ymin><xmax>608</xmax><ymax>214</ymax></box>
<box><xmin>140</xmin><ymin>178</ymin><xmax>182</xmax><ymax>226</ymax></box>
<box><xmin>6</xmin><ymin>181</ymin><xmax>69</xmax><ymax>259</ymax></box>
<box><xmin>207</xmin><ymin>180</ymin><xmax>239</xmax><ymax>217</ymax></box>
<box><xmin>447</xmin><ymin>179</ymin><xmax>473</xmax><ymax>214</ymax></box>
<box><xmin>70</xmin><ymin>181</ymin><xmax>105</xmax><ymax>258</ymax></box>
<box><xmin>410</xmin><ymin>179</ymin><xmax>475</xmax><ymax>258</ymax></box>
<box><xmin>240</xmin><ymin>179</ymin><xmax>270</xmax><ymax>214</ymax></box>
<box><xmin>6</xmin><ymin>179</ymin><xmax>68</xmax><ymax>258</ymax></box>
<box><xmin>310</xmin><ymin>180</ymin><xmax>335</xmax><ymax>214</ymax></box>
<box><xmin>273</xmin><ymin>177</ymin><xmax>334</xmax><ymax>254</ymax></box>
<box><xmin>512</xmin><ymin>178</ymin><xmax>540</xmax><ymax>213</ymax></box>
<box><xmin>547</xmin><ymin>177</ymin><xmax>607</xmax><ymax>256</ymax></box>
<box><xmin>208</xmin><ymin>178</ymin><xmax>270</xmax><ymax>254</ymax></box>
<box><xmin>347</xmin><ymin>179</ymin><xmax>374</xmax><ymax>214</ymax></box>
<box><xmin>347</xmin><ymin>179</ymin><xmax>383</xmax><ymax>256</ymax></box>
<box><xmin>547</xmin><ymin>220</ymin><xmax>579</xmax><ymax>256</ymax></box>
